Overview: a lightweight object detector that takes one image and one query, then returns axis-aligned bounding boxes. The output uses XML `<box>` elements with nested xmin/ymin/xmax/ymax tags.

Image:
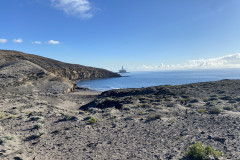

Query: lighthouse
<box><xmin>119</xmin><ymin>66</ymin><xmax>127</xmax><ymax>73</ymax></box>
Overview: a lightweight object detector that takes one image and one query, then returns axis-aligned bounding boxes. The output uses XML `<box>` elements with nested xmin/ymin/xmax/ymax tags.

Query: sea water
<box><xmin>77</xmin><ymin>69</ymin><xmax>240</xmax><ymax>91</ymax></box>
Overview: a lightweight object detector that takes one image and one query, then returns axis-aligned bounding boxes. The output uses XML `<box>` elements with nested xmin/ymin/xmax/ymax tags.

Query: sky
<box><xmin>1</xmin><ymin>0</ymin><xmax>240</xmax><ymax>71</ymax></box>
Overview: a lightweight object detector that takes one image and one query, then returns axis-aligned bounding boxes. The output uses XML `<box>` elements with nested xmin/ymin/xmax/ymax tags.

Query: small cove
<box><xmin>77</xmin><ymin>69</ymin><xmax>240</xmax><ymax>91</ymax></box>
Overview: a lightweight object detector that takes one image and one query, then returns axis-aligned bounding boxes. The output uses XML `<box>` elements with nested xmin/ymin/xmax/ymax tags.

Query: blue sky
<box><xmin>1</xmin><ymin>0</ymin><xmax>240</xmax><ymax>71</ymax></box>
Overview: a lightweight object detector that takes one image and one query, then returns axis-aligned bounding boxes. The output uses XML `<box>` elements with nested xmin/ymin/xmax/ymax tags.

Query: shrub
<box><xmin>208</xmin><ymin>97</ymin><xmax>218</xmax><ymax>101</ymax></box>
<box><xmin>210</xmin><ymin>95</ymin><xmax>217</xmax><ymax>97</ymax></box>
<box><xmin>2</xmin><ymin>134</ymin><xmax>16</xmax><ymax>140</ymax></box>
<box><xmin>139</xmin><ymin>97</ymin><xmax>150</xmax><ymax>101</ymax></box>
<box><xmin>25</xmin><ymin>132</ymin><xmax>45</xmax><ymax>141</ymax></box>
<box><xmin>182</xmin><ymin>95</ymin><xmax>190</xmax><ymax>99</ymax></box>
<box><xmin>34</xmin><ymin>132</ymin><xmax>45</xmax><ymax>138</ymax></box>
<box><xmin>228</xmin><ymin>100</ymin><xmax>236</xmax><ymax>104</ymax></box>
<box><xmin>0</xmin><ymin>138</ymin><xmax>5</xmax><ymax>145</ymax></box>
<box><xmin>8</xmin><ymin>115</ymin><xmax>16</xmax><ymax>119</ymax></box>
<box><xmin>223</xmin><ymin>106</ymin><xmax>233</xmax><ymax>111</ymax></box>
<box><xmin>164</xmin><ymin>97</ymin><xmax>172</xmax><ymax>101</ymax></box>
<box><xmin>0</xmin><ymin>111</ymin><xmax>5</xmax><ymax>119</ymax></box>
<box><xmin>198</xmin><ymin>109</ymin><xmax>206</xmax><ymax>113</ymax></box>
<box><xmin>88</xmin><ymin>116</ymin><xmax>98</xmax><ymax>124</ymax></box>
<box><xmin>208</xmin><ymin>107</ymin><xmax>221</xmax><ymax>114</ymax></box>
<box><xmin>62</xmin><ymin>114</ymin><xmax>77</xmax><ymax>121</ymax></box>
<box><xmin>220</xmin><ymin>96</ymin><xmax>232</xmax><ymax>100</ymax></box>
<box><xmin>30</xmin><ymin>116</ymin><xmax>44</xmax><ymax>121</ymax></box>
<box><xmin>0</xmin><ymin>134</ymin><xmax>16</xmax><ymax>145</ymax></box>
<box><xmin>138</xmin><ymin>103</ymin><xmax>150</xmax><ymax>108</ymax></box>
<box><xmin>235</xmin><ymin>97</ymin><xmax>240</xmax><ymax>101</ymax></box>
<box><xmin>205</xmin><ymin>102</ymin><xmax>214</xmax><ymax>106</ymax></box>
<box><xmin>190</xmin><ymin>99</ymin><xmax>199</xmax><ymax>103</ymax></box>
<box><xmin>180</xmin><ymin>98</ymin><xmax>191</xmax><ymax>105</ymax></box>
<box><xmin>33</xmin><ymin>123</ymin><xmax>43</xmax><ymax>130</ymax></box>
<box><xmin>139</xmin><ymin>111</ymin><xmax>149</xmax><ymax>115</ymax></box>
<box><xmin>146</xmin><ymin>114</ymin><xmax>161</xmax><ymax>122</ymax></box>
<box><xmin>186</xmin><ymin>142</ymin><xmax>222</xmax><ymax>160</ymax></box>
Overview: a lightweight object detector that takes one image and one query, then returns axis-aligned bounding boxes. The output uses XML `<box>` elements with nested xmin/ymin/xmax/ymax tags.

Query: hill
<box><xmin>0</xmin><ymin>50</ymin><xmax>120</xmax><ymax>80</ymax></box>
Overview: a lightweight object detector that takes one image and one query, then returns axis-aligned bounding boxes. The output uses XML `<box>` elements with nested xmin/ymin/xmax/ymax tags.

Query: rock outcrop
<box><xmin>0</xmin><ymin>50</ymin><xmax>120</xmax><ymax>81</ymax></box>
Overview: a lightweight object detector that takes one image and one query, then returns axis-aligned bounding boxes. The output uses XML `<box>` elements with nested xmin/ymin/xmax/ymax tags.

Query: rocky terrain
<box><xmin>80</xmin><ymin>80</ymin><xmax>240</xmax><ymax>159</ymax></box>
<box><xmin>0</xmin><ymin>50</ymin><xmax>239</xmax><ymax>160</ymax></box>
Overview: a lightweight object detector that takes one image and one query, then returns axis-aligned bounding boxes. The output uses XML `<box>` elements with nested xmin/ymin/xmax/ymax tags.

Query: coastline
<box><xmin>76</xmin><ymin>69</ymin><xmax>240</xmax><ymax>92</ymax></box>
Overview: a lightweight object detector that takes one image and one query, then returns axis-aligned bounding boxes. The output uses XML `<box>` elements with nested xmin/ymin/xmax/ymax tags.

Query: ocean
<box><xmin>77</xmin><ymin>69</ymin><xmax>240</xmax><ymax>91</ymax></box>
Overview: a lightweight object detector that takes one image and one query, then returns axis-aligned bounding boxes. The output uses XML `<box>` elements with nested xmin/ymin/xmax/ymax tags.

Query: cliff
<box><xmin>0</xmin><ymin>50</ymin><xmax>120</xmax><ymax>81</ymax></box>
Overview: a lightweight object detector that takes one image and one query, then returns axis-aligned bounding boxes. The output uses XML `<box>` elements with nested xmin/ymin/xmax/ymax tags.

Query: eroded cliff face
<box><xmin>0</xmin><ymin>50</ymin><xmax>121</xmax><ymax>81</ymax></box>
<box><xmin>47</xmin><ymin>66</ymin><xmax>120</xmax><ymax>80</ymax></box>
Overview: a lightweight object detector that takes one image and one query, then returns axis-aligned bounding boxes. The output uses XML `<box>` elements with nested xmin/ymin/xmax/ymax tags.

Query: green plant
<box><xmin>26</xmin><ymin>111</ymin><xmax>32</xmax><ymax>115</ymax></box>
<box><xmin>88</xmin><ymin>116</ymin><xmax>98</xmax><ymax>124</ymax></box>
<box><xmin>186</xmin><ymin>142</ymin><xmax>222</xmax><ymax>160</ymax></box>
<box><xmin>139</xmin><ymin>111</ymin><xmax>149</xmax><ymax>115</ymax></box>
<box><xmin>8</xmin><ymin>115</ymin><xmax>16</xmax><ymax>119</ymax></box>
<box><xmin>2</xmin><ymin>134</ymin><xmax>16</xmax><ymax>140</ymax></box>
<box><xmin>28</xmin><ymin>150</ymin><xmax>35</xmax><ymax>153</ymax></box>
<box><xmin>0</xmin><ymin>134</ymin><xmax>16</xmax><ymax>145</ymax></box>
<box><xmin>0</xmin><ymin>111</ymin><xmax>5</xmax><ymax>119</ymax></box>
<box><xmin>208</xmin><ymin>107</ymin><xmax>221</xmax><ymax>114</ymax></box>
<box><xmin>138</xmin><ymin>103</ymin><xmax>149</xmax><ymax>108</ymax></box>
<box><xmin>198</xmin><ymin>109</ymin><xmax>206</xmax><ymax>113</ymax></box>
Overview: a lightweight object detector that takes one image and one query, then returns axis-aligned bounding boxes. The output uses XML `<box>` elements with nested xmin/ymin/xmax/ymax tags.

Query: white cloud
<box><xmin>47</xmin><ymin>40</ymin><xmax>60</xmax><ymax>44</ymax></box>
<box><xmin>0</xmin><ymin>39</ymin><xmax>7</xmax><ymax>44</ymax></box>
<box><xmin>33</xmin><ymin>41</ymin><xmax>42</xmax><ymax>44</ymax></box>
<box><xmin>50</xmin><ymin>0</ymin><xmax>93</xmax><ymax>19</ymax></box>
<box><xmin>180</xmin><ymin>54</ymin><xmax>240</xmax><ymax>70</ymax></box>
<box><xmin>130</xmin><ymin>53</ymin><xmax>240</xmax><ymax>71</ymax></box>
<box><xmin>13</xmin><ymin>38</ymin><xmax>23</xmax><ymax>43</ymax></box>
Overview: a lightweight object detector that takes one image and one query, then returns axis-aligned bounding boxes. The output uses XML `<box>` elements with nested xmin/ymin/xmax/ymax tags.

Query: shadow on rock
<box><xmin>80</xmin><ymin>98</ymin><xmax>123</xmax><ymax>110</ymax></box>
